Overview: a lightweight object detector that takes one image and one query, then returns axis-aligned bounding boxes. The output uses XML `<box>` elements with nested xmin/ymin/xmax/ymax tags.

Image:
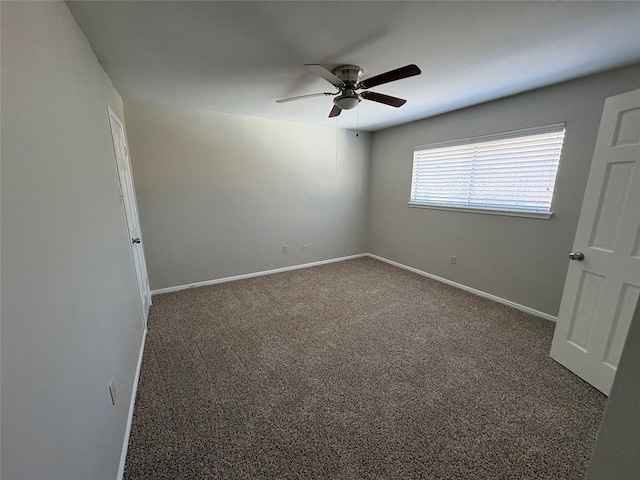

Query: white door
<box><xmin>108</xmin><ymin>106</ymin><xmax>151</xmax><ymax>326</ymax></box>
<box><xmin>550</xmin><ymin>89</ymin><xmax>640</xmax><ymax>396</ymax></box>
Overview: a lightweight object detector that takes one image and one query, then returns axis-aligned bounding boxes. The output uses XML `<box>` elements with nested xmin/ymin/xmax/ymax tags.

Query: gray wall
<box><xmin>368</xmin><ymin>64</ymin><xmax>640</xmax><ymax>316</ymax></box>
<box><xmin>123</xmin><ymin>100</ymin><xmax>371</xmax><ymax>291</ymax></box>
<box><xmin>1</xmin><ymin>2</ymin><xmax>145</xmax><ymax>479</ymax></box>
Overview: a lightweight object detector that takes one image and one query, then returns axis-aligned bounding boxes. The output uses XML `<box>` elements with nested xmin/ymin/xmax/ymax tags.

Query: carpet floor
<box><xmin>124</xmin><ymin>257</ymin><xmax>606</xmax><ymax>479</ymax></box>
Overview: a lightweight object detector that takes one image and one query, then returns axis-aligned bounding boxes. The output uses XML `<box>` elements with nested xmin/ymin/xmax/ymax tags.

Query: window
<box><xmin>409</xmin><ymin>124</ymin><xmax>566</xmax><ymax>218</ymax></box>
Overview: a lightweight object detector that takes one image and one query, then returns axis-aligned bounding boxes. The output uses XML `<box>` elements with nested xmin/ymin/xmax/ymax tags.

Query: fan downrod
<box><xmin>331</xmin><ymin>65</ymin><xmax>363</xmax><ymax>86</ymax></box>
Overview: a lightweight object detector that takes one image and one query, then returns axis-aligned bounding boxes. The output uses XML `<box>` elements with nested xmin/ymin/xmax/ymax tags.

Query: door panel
<box><xmin>108</xmin><ymin>106</ymin><xmax>151</xmax><ymax>325</ymax></box>
<box><xmin>567</xmin><ymin>272</ymin><xmax>604</xmax><ymax>351</ymax></box>
<box><xmin>613</xmin><ymin>107</ymin><xmax>640</xmax><ymax>146</ymax></box>
<box><xmin>550</xmin><ymin>89</ymin><xmax>640</xmax><ymax>395</ymax></box>
<box><xmin>602</xmin><ymin>285</ymin><xmax>639</xmax><ymax>368</ymax></box>
<box><xmin>589</xmin><ymin>162</ymin><xmax>633</xmax><ymax>251</ymax></box>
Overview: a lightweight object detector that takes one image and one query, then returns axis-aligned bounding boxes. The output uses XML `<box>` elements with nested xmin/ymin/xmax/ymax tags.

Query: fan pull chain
<box><xmin>356</xmin><ymin>105</ymin><xmax>359</xmax><ymax>137</ymax></box>
<box><xmin>335</xmin><ymin>119</ymin><xmax>338</xmax><ymax>174</ymax></box>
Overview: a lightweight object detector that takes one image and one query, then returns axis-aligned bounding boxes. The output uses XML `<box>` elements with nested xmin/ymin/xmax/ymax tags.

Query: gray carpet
<box><xmin>124</xmin><ymin>257</ymin><xmax>606</xmax><ymax>479</ymax></box>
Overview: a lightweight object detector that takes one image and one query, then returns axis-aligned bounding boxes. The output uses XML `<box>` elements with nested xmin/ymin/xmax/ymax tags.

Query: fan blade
<box><xmin>304</xmin><ymin>64</ymin><xmax>345</xmax><ymax>88</ymax></box>
<box><xmin>359</xmin><ymin>64</ymin><xmax>421</xmax><ymax>89</ymax></box>
<box><xmin>361</xmin><ymin>91</ymin><xmax>407</xmax><ymax>107</ymax></box>
<box><xmin>329</xmin><ymin>105</ymin><xmax>342</xmax><ymax>118</ymax></box>
<box><xmin>276</xmin><ymin>92</ymin><xmax>336</xmax><ymax>103</ymax></box>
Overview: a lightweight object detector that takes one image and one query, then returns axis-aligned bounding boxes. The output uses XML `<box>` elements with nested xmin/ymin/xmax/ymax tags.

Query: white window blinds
<box><xmin>410</xmin><ymin>124</ymin><xmax>566</xmax><ymax>215</ymax></box>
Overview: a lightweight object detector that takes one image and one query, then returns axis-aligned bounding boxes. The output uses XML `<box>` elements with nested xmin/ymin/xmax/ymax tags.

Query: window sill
<box><xmin>407</xmin><ymin>202</ymin><xmax>553</xmax><ymax>219</ymax></box>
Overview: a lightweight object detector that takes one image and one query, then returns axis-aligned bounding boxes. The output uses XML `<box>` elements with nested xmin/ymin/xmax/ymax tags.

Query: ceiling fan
<box><xmin>276</xmin><ymin>63</ymin><xmax>422</xmax><ymax>118</ymax></box>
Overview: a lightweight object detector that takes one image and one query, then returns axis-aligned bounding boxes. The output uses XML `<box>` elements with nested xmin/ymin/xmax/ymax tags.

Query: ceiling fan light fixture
<box><xmin>334</xmin><ymin>93</ymin><xmax>361</xmax><ymax>110</ymax></box>
<box><xmin>277</xmin><ymin>63</ymin><xmax>420</xmax><ymax>118</ymax></box>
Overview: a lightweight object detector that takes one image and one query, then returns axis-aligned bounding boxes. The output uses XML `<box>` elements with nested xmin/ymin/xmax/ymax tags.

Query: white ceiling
<box><xmin>66</xmin><ymin>1</ymin><xmax>640</xmax><ymax>132</ymax></box>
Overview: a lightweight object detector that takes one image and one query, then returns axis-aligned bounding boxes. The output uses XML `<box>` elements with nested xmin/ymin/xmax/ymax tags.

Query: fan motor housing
<box><xmin>331</xmin><ymin>65</ymin><xmax>363</xmax><ymax>85</ymax></box>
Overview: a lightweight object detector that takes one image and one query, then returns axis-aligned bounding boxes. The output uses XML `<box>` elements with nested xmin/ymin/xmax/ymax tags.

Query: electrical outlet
<box><xmin>108</xmin><ymin>380</ymin><xmax>117</xmax><ymax>406</ymax></box>
<box><xmin>450</xmin><ymin>255</ymin><xmax>457</xmax><ymax>265</ymax></box>
<box><xmin>282</xmin><ymin>245</ymin><xmax>288</xmax><ymax>253</ymax></box>
<box><xmin>303</xmin><ymin>245</ymin><xmax>310</xmax><ymax>250</ymax></box>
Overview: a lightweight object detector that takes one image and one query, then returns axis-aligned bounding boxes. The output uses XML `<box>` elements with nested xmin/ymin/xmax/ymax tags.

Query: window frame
<box><xmin>408</xmin><ymin>123</ymin><xmax>566</xmax><ymax>219</ymax></box>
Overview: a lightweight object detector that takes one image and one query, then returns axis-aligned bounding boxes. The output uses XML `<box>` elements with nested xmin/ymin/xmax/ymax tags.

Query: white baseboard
<box><xmin>151</xmin><ymin>254</ymin><xmax>369</xmax><ymax>295</ymax></box>
<box><xmin>117</xmin><ymin>327</ymin><xmax>147</xmax><ymax>480</ymax></box>
<box><xmin>367</xmin><ymin>253</ymin><xmax>557</xmax><ymax>323</ymax></box>
<box><xmin>150</xmin><ymin>252</ymin><xmax>556</xmax><ymax>322</ymax></box>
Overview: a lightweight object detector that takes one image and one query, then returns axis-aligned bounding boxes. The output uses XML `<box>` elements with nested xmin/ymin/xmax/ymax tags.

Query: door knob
<box><xmin>569</xmin><ymin>252</ymin><xmax>584</xmax><ymax>261</ymax></box>
<box><xmin>132</xmin><ymin>237</ymin><xmax>141</xmax><ymax>244</ymax></box>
